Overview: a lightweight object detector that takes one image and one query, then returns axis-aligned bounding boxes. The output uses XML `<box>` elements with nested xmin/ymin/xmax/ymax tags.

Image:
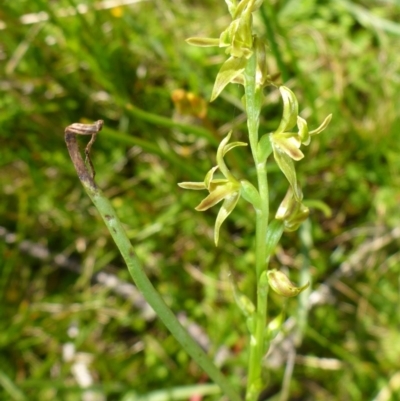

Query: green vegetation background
<box><xmin>1</xmin><ymin>0</ymin><xmax>400</xmax><ymax>400</ymax></box>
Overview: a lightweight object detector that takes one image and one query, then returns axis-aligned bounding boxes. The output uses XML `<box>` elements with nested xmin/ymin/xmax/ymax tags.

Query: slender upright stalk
<box><xmin>244</xmin><ymin>53</ymin><xmax>270</xmax><ymax>401</ymax></box>
<box><xmin>64</xmin><ymin>121</ymin><xmax>242</xmax><ymax>401</ymax></box>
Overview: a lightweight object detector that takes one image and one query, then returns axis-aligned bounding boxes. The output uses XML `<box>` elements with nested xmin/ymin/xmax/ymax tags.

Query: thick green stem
<box><xmin>244</xmin><ymin>53</ymin><xmax>270</xmax><ymax>401</ymax></box>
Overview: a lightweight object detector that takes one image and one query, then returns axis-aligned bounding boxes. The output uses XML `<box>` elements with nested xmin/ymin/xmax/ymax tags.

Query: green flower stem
<box><xmin>64</xmin><ymin>122</ymin><xmax>241</xmax><ymax>401</ymax></box>
<box><xmin>83</xmin><ymin>184</ymin><xmax>241</xmax><ymax>401</ymax></box>
<box><xmin>244</xmin><ymin>53</ymin><xmax>270</xmax><ymax>400</ymax></box>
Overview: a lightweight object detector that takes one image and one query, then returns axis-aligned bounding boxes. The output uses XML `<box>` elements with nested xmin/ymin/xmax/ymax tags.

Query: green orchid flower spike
<box><xmin>270</xmin><ymin>86</ymin><xmax>332</xmax><ymax>201</ymax></box>
<box><xmin>178</xmin><ymin>132</ymin><xmax>247</xmax><ymax>246</ymax></box>
<box><xmin>178</xmin><ymin>1</ymin><xmax>333</xmax><ymax>398</ymax></box>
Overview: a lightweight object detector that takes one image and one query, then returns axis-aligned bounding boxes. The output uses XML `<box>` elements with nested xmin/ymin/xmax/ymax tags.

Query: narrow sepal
<box><xmin>233</xmin><ymin>0</ymin><xmax>263</xmax><ymax>19</ymax></box>
<box><xmin>186</xmin><ymin>37</ymin><xmax>220</xmax><ymax>47</ymax></box>
<box><xmin>255</xmin><ymin>37</ymin><xmax>269</xmax><ymax>88</ymax></box>
<box><xmin>223</xmin><ymin>141</ymin><xmax>248</xmax><ymax>156</ymax></box>
<box><xmin>297</xmin><ymin>116</ymin><xmax>310</xmax><ymax>145</ymax></box>
<box><xmin>211</xmin><ymin>56</ymin><xmax>247</xmax><ymax>102</ymax></box>
<box><xmin>303</xmin><ymin>199</ymin><xmax>332</xmax><ymax>218</ymax></box>
<box><xmin>216</xmin><ymin>131</ymin><xmax>245</xmax><ymax>181</ymax></box>
<box><xmin>204</xmin><ymin>166</ymin><xmax>219</xmax><ymax>189</ymax></box>
<box><xmin>195</xmin><ymin>183</ymin><xmax>236</xmax><ymax>211</ymax></box>
<box><xmin>309</xmin><ymin>114</ymin><xmax>332</xmax><ymax>136</ymax></box>
<box><xmin>233</xmin><ymin>0</ymin><xmax>252</xmax><ymax>18</ymax></box>
<box><xmin>178</xmin><ymin>182</ymin><xmax>207</xmax><ymax>190</ymax></box>
<box><xmin>272</xmin><ymin>147</ymin><xmax>302</xmax><ymax>201</ymax></box>
<box><xmin>276</xmin><ymin>86</ymin><xmax>298</xmax><ymax>134</ymax></box>
<box><xmin>214</xmin><ymin>191</ymin><xmax>240</xmax><ymax>245</ymax></box>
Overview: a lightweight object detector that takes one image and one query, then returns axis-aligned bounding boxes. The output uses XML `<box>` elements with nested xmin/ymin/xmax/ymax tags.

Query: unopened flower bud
<box><xmin>267</xmin><ymin>269</ymin><xmax>309</xmax><ymax>298</ymax></box>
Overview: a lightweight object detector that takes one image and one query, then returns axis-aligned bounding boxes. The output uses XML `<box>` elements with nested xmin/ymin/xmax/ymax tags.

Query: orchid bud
<box><xmin>267</xmin><ymin>269</ymin><xmax>309</xmax><ymax>298</ymax></box>
<box><xmin>276</xmin><ymin>187</ymin><xmax>309</xmax><ymax>232</ymax></box>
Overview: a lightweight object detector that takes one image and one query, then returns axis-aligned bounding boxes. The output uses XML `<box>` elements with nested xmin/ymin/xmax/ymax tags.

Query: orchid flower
<box><xmin>270</xmin><ymin>86</ymin><xmax>332</xmax><ymax>201</ymax></box>
<box><xmin>179</xmin><ymin>132</ymin><xmax>247</xmax><ymax>245</ymax></box>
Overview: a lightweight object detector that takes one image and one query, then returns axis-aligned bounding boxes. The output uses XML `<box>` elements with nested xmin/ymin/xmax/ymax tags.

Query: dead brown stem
<box><xmin>64</xmin><ymin>120</ymin><xmax>103</xmax><ymax>188</ymax></box>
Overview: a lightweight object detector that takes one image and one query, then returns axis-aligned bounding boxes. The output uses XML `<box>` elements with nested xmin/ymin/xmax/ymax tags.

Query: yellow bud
<box><xmin>267</xmin><ymin>269</ymin><xmax>309</xmax><ymax>298</ymax></box>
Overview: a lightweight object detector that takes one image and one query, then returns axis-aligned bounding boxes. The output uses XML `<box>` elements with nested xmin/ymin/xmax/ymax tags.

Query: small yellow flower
<box><xmin>270</xmin><ymin>86</ymin><xmax>332</xmax><ymax>200</ymax></box>
<box><xmin>179</xmin><ymin>132</ymin><xmax>247</xmax><ymax>246</ymax></box>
